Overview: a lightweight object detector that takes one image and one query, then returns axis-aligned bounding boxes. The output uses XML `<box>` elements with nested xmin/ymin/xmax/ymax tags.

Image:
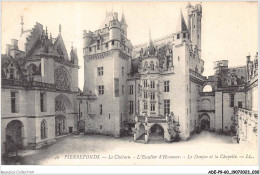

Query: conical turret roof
<box><xmin>175</xmin><ymin>10</ymin><xmax>188</xmax><ymax>33</ymax></box>
<box><xmin>146</xmin><ymin>30</ymin><xmax>156</xmax><ymax>56</ymax></box>
<box><xmin>121</xmin><ymin>11</ymin><xmax>127</xmax><ymax>25</ymax></box>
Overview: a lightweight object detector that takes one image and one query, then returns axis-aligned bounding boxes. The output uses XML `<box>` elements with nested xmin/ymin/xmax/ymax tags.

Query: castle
<box><xmin>81</xmin><ymin>2</ymin><xmax>258</xmax><ymax>143</ymax></box>
<box><xmin>1</xmin><ymin>2</ymin><xmax>258</xmax><ymax>154</ymax></box>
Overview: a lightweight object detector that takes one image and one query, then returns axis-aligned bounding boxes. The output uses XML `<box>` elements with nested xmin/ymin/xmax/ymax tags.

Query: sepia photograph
<box><xmin>0</xmin><ymin>0</ymin><xmax>259</xmax><ymax>173</ymax></box>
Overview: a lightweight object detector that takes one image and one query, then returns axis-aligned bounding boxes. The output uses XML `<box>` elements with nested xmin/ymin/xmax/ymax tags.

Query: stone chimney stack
<box><xmin>6</xmin><ymin>44</ymin><xmax>11</xmax><ymax>56</ymax></box>
<box><xmin>11</xmin><ymin>39</ymin><xmax>18</xmax><ymax>50</ymax></box>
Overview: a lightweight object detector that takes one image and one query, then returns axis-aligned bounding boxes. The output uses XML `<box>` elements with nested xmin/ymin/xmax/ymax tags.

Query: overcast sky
<box><xmin>2</xmin><ymin>1</ymin><xmax>258</xmax><ymax>89</ymax></box>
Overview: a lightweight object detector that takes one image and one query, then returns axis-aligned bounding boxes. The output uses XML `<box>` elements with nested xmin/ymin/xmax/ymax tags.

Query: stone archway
<box><xmin>149</xmin><ymin>124</ymin><xmax>164</xmax><ymax>141</ymax></box>
<box><xmin>55</xmin><ymin>115</ymin><xmax>66</xmax><ymax>136</ymax></box>
<box><xmin>200</xmin><ymin>114</ymin><xmax>210</xmax><ymax>130</ymax></box>
<box><xmin>78</xmin><ymin>120</ymin><xmax>85</xmax><ymax>133</ymax></box>
<box><xmin>5</xmin><ymin>120</ymin><xmax>24</xmax><ymax>151</ymax></box>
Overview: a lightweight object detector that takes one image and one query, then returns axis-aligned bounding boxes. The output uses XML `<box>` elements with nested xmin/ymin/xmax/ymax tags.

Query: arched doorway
<box><xmin>149</xmin><ymin>124</ymin><xmax>164</xmax><ymax>141</ymax></box>
<box><xmin>137</xmin><ymin>124</ymin><xmax>145</xmax><ymax>140</ymax></box>
<box><xmin>200</xmin><ymin>114</ymin><xmax>210</xmax><ymax>130</ymax></box>
<box><xmin>55</xmin><ymin>115</ymin><xmax>66</xmax><ymax>136</ymax></box>
<box><xmin>6</xmin><ymin>120</ymin><xmax>24</xmax><ymax>150</ymax></box>
<box><xmin>78</xmin><ymin>120</ymin><xmax>85</xmax><ymax>133</ymax></box>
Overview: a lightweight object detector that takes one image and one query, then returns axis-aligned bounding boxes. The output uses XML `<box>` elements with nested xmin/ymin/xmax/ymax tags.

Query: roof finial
<box><xmin>59</xmin><ymin>24</ymin><xmax>61</xmax><ymax>35</ymax></box>
<box><xmin>45</xmin><ymin>26</ymin><xmax>48</xmax><ymax>36</ymax></box>
<box><xmin>149</xmin><ymin>28</ymin><xmax>151</xmax><ymax>42</ymax></box>
<box><xmin>21</xmin><ymin>16</ymin><xmax>24</xmax><ymax>36</ymax></box>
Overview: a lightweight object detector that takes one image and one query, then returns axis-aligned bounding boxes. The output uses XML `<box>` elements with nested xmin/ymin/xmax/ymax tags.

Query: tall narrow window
<box><xmin>150</xmin><ymin>81</ymin><xmax>155</xmax><ymax>89</ymax></box>
<box><xmin>183</xmin><ymin>33</ymin><xmax>186</xmax><ymax>38</ymax></box>
<box><xmin>122</xmin><ymin>85</ymin><xmax>124</xmax><ymax>94</ymax></box>
<box><xmin>150</xmin><ymin>92</ymin><xmax>155</xmax><ymax>100</ymax></box>
<box><xmin>105</xmin><ymin>43</ymin><xmax>108</xmax><ymax>48</ymax></box>
<box><xmin>143</xmin><ymin>80</ymin><xmax>148</xmax><ymax>88</ymax></box>
<box><xmin>40</xmin><ymin>92</ymin><xmax>46</xmax><ymax>112</ymax></box>
<box><xmin>11</xmin><ymin>91</ymin><xmax>17</xmax><ymax>113</ymax></box>
<box><xmin>41</xmin><ymin>120</ymin><xmax>47</xmax><ymax>139</ymax></box>
<box><xmin>144</xmin><ymin>91</ymin><xmax>148</xmax><ymax>99</ymax></box>
<box><xmin>10</xmin><ymin>68</ymin><xmax>14</xmax><ymax>79</ymax></box>
<box><xmin>231</xmin><ymin>78</ymin><xmax>235</xmax><ymax>85</ymax></box>
<box><xmin>89</xmin><ymin>47</ymin><xmax>92</xmax><ymax>52</ymax></box>
<box><xmin>150</xmin><ymin>103</ymin><xmax>155</xmax><ymax>112</ymax></box>
<box><xmin>98</xmin><ymin>85</ymin><xmax>104</xmax><ymax>95</ymax></box>
<box><xmin>230</xmin><ymin>94</ymin><xmax>235</xmax><ymax>107</ymax></box>
<box><xmin>150</xmin><ymin>61</ymin><xmax>155</xmax><ymax>70</ymax></box>
<box><xmin>238</xmin><ymin>101</ymin><xmax>243</xmax><ymax>108</ymax></box>
<box><xmin>164</xmin><ymin>81</ymin><xmax>170</xmax><ymax>92</ymax></box>
<box><xmin>99</xmin><ymin>105</ymin><xmax>103</xmax><ymax>115</ymax></box>
<box><xmin>129</xmin><ymin>85</ymin><xmax>134</xmax><ymax>95</ymax></box>
<box><xmin>122</xmin><ymin>67</ymin><xmax>124</xmax><ymax>76</ymax></box>
<box><xmin>97</xmin><ymin>67</ymin><xmax>104</xmax><ymax>76</ymax></box>
<box><xmin>112</xmin><ymin>40</ymin><xmax>115</xmax><ymax>45</ymax></box>
<box><xmin>144</xmin><ymin>102</ymin><xmax>148</xmax><ymax>110</ymax></box>
<box><xmin>164</xmin><ymin>99</ymin><xmax>170</xmax><ymax>115</ymax></box>
<box><xmin>177</xmin><ymin>34</ymin><xmax>180</xmax><ymax>39</ymax></box>
<box><xmin>129</xmin><ymin>101</ymin><xmax>134</xmax><ymax>114</ymax></box>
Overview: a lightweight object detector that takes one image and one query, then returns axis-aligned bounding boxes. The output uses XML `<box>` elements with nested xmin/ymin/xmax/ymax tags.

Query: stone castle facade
<box><xmin>1</xmin><ymin>2</ymin><xmax>258</xmax><ymax>153</ymax></box>
<box><xmin>1</xmin><ymin>21</ymin><xmax>83</xmax><ymax>153</ymax></box>
<box><xmin>81</xmin><ymin>2</ymin><xmax>258</xmax><ymax>143</ymax></box>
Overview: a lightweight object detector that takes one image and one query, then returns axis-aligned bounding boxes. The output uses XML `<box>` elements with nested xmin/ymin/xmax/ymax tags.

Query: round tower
<box><xmin>109</xmin><ymin>19</ymin><xmax>121</xmax><ymax>47</ymax></box>
<box><xmin>83</xmin><ymin>30</ymin><xmax>93</xmax><ymax>49</ymax></box>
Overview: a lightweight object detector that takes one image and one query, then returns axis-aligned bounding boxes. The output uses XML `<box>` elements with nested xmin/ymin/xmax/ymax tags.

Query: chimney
<box><xmin>11</xmin><ymin>39</ymin><xmax>18</xmax><ymax>50</ymax></box>
<box><xmin>6</xmin><ymin>44</ymin><xmax>11</xmax><ymax>56</ymax></box>
<box><xmin>246</xmin><ymin>55</ymin><xmax>251</xmax><ymax>63</ymax></box>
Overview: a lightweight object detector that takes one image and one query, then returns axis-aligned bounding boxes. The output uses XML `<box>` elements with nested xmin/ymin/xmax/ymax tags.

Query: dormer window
<box><xmin>10</xmin><ymin>68</ymin><xmax>14</xmax><ymax>79</ymax></box>
<box><xmin>150</xmin><ymin>61</ymin><xmax>155</xmax><ymax>70</ymax></box>
<box><xmin>177</xmin><ymin>34</ymin><xmax>180</xmax><ymax>39</ymax></box>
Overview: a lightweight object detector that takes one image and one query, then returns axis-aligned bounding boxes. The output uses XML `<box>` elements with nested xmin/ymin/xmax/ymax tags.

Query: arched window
<box><xmin>144</xmin><ymin>61</ymin><xmax>148</xmax><ymax>69</ymax></box>
<box><xmin>203</xmin><ymin>85</ymin><xmax>213</xmax><ymax>92</ymax></box>
<box><xmin>41</xmin><ymin>120</ymin><xmax>47</xmax><ymax>139</ymax></box>
<box><xmin>150</xmin><ymin>61</ymin><xmax>155</xmax><ymax>70</ymax></box>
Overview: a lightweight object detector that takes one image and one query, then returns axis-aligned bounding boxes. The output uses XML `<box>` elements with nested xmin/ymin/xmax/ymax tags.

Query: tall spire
<box><xmin>175</xmin><ymin>9</ymin><xmax>188</xmax><ymax>33</ymax></box>
<box><xmin>147</xmin><ymin>29</ymin><xmax>156</xmax><ymax>56</ymax></box>
<box><xmin>121</xmin><ymin>8</ymin><xmax>127</xmax><ymax>25</ymax></box>
<box><xmin>20</xmin><ymin>16</ymin><xmax>24</xmax><ymax>36</ymax></box>
<box><xmin>59</xmin><ymin>24</ymin><xmax>61</xmax><ymax>35</ymax></box>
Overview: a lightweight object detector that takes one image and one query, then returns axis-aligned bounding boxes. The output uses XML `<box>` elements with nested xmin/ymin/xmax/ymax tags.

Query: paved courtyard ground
<box><xmin>3</xmin><ymin>131</ymin><xmax>258</xmax><ymax>165</ymax></box>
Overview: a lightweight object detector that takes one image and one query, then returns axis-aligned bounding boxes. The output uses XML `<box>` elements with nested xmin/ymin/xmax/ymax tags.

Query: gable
<box><xmin>53</xmin><ymin>35</ymin><xmax>69</xmax><ymax>61</ymax></box>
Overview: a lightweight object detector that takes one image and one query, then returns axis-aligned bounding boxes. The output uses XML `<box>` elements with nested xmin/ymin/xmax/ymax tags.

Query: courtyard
<box><xmin>2</xmin><ymin>131</ymin><xmax>258</xmax><ymax>165</ymax></box>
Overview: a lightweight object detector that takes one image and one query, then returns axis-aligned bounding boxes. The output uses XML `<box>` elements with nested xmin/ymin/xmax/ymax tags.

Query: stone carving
<box><xmin>55</xmin><ymin>94</ymin><xmax>72</xmax><ymax>112</ymax></box>
<box><xmin>54</xmin><ymin>66</ymin><xmax>70</xmax><ymax>90</ymax></box>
